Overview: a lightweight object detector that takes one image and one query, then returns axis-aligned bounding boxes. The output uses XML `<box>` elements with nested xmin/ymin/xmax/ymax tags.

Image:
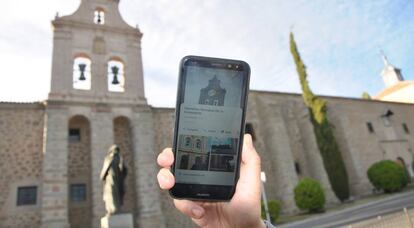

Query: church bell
<box><xmin>97</xmin><ymin>14</ymin><xmax>102</xmax><ymax>24</ymax></box>
<box><xmin>111</xmin><ymin>66</ymin><xmax>120</xmax><ymax>85</ymax></box>
<box><xmin>78</xmin><ymin>63</ymin><xmax>86</xmax><ymax>81</ymax></box>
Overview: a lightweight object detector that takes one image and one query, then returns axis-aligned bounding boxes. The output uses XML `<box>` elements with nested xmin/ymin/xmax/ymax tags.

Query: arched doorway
<box><xmin>68</xmin><ymin>115</ymin><xmax>92</xmax><ymax>228</ymax></box>
<box><xmin>396</xmin><ymin>157</ymin><xmax>406</xmax><ymax>167</ymax></box>
<box><xmin>113</xmin><ymin>116</ymin><xmax>137</xmax><ymax>216</ymax></box>
<box><xmin>396</xmin><ymin>157</ymin><xmax>413</xmax><ymax>178</ymax></box>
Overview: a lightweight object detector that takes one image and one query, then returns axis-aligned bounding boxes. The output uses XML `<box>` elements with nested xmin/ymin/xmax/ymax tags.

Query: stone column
<box><xmin>336</xmin><ymin>114</ymin><xmax>369</xmax><ymax>195</ymax></box>
<box><xmin>255</xmin><ymin>98</ymin><xmax>299</xmax><ymax>213</ymax></box>
<box><xmin>90</xmin><ymin>112</ymin><xmax>114</xmax><ymax>227</ymax></box>
<box><xmin>131</xmin><ymin>108</ymin><xmax>165</xmax><ymax>228</ymax></box>
<box><xmin>41</xmin><ymin>107</ymin><xmax>70</xmax><ymax>228</ymax></box>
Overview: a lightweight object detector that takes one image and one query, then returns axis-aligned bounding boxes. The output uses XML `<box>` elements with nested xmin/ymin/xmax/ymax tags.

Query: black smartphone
<box><xmin>170</xmin><ymin>56</ymin><xmax>250</xmax><ymax>201</ymax></box>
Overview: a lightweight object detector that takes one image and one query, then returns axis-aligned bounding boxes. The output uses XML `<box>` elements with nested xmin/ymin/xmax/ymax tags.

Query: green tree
<box><xmin>261</xmin><ymin>200</ymin><xmax>281</xmax><ymax>223</ymax></box>
<box><xmin>294</xmin><ymin>178</ymin><xmax>326</xmax><ymax>212</ymax></box>
<box><xmin>368</xmin><ymin>160</ymin><xmax>409</xmax><ymax>193</ymax></box>
<box><xmin>289</xmin><ymin>32</ymin><xmax>350</xmax><ymax>201</ymax></box>
<box><xmin>362</xmin><ymin>92</ymin><xmax>371</xmax><ymax>99</ymax></box>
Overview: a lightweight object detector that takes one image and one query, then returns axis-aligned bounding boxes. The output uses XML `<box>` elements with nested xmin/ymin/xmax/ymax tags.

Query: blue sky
<box><xmin>0</xmin><ymin>0</ymin><xmax>413</xmax><ymax>107</ymax></box>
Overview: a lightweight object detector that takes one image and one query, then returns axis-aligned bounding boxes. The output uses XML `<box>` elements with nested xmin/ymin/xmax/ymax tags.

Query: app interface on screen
<box><xmin>175</xmin><ymin>64</ymin><xmax>244</xmax><ymax>186</ymax></box>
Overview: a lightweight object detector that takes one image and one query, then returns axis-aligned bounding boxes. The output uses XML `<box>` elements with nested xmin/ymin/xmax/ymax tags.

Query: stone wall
<box><xmin>248</xmin><ymin>91</ymin><xmax>414</xmax><ymax>199</ymax></box>
<box><xmin>152</xmin><ymin>108</ymin><xmax>196</xmax><ymax>228</ymax></box>
<box><xmin>324</xmin><ymin>96</ymin><xmax>414</xmax><ymax>196</ymax></box>
<box><xmin>152</xmin><ymin>91</ymin><xmax>414</xmax><ymax>221</ymax></box>
<box><xmin>1</xmin><ymin>90</ymin><xmax>412</xmax><ymax>228</ymax></box>
<box><xmin>0</xmin><ymin>103</ymin><xmax>45</xmax><ymax>228</ymax></box>
<box><xmin>246</xmin><ymin>92</ymin><xmax>338</xmax><ymax>213</ymax></box>
<box><xmin>68</xmin><ymin>115</ymin><xmax>92</xmax><ymax>228</ymax></box>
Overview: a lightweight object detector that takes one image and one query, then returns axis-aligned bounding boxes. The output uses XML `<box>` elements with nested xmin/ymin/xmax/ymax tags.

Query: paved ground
<box><xmin>279</xmin><ymin>190</ymin><xmax>414</xmax><ymax>228</ymax></box>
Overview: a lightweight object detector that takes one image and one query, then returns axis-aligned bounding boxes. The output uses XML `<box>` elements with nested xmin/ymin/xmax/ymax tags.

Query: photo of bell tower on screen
<box><xmin>199</xmin><ymin>76</ymin><xmax>226</xmax><ymax>106</ymax></box>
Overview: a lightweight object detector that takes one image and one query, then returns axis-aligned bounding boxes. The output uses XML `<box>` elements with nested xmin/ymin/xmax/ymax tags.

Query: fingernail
<box><xmin>191</xmin><ymin>207</ymin><xmax>204</xmax><ymax>218</ymax></box>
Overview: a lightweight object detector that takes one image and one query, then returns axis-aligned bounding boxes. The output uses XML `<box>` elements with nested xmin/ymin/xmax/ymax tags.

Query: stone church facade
<box><xmin>199</xmin><ymin>76</ymin><xmax>226</xmax><ymax>106</ymax></box>
<box><xmin>0</xmin><ymin>0</ymin><xmax>413</xmax><ymax>228</ymax></box>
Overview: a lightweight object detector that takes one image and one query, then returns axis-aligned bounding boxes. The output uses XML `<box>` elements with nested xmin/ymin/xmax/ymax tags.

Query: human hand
<box><xmin>157</xmin><ymin>134</ymin><xmax>265</xmax><ymax>228</ymax></box>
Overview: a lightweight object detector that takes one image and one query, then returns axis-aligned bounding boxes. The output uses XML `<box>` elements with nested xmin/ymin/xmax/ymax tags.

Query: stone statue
<box><xmin>100</xmin><ymin>145</ymin><xmax>127</xmax><ymax>216</ymax></box>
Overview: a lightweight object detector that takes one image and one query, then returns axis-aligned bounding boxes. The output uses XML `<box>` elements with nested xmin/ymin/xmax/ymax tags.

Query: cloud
<box><xmin>0</xmin><ymin>0</ymin><xmax>413</xmax><ymax>105</ymax></box>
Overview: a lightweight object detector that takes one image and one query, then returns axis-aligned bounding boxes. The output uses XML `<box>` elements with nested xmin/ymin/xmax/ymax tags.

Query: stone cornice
<box><xmin>45</xmin><ymin>99</ymin><xmax>149</xmax><ymax>109</ymax></box>
<box><xmin>52</xmin><ymin>19</ymin><xmax>143</xmax><ymax>38</ymax></box>
<box><xmin>250</xmin><ymin>89</ymin><xmax>414</xmax><ymax>106</ymax></box>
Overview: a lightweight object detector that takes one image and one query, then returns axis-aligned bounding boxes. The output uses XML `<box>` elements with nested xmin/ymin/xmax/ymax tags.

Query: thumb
<box><xmin>236</xmin><ymin>134</ymin><xmax>261</xmax><ymax>197</ymax></box>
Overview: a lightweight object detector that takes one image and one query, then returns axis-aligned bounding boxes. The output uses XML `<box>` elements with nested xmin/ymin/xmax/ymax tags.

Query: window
<box><xmin>184</xmin><ymin>137</ymin><xmax>192</xmax><ymax>147</ymax></box>
<box><xmin>245</xmin><ymin>123</ymin><xmax>256</xmax><ymax>141</ymax></box>
<box><xmin>294</xmin><ymin>162</ymin><xmax>302</xmax><ymax>175</ymax></box>
<box><xmin>195</xmin><ymin>139</ymin><xmax>202</xmax><ymax>149</ymax></box>
<box><xmin>94</xmin><ymin>9</ymin><xmax>105</xmax><ymax>25</ymax></box>
<box><xmin>70</xmin><ymin>184</ymin><xmax>87</xmax><ymax>202</ymax></box>
<box><xmin>17</xmin><ymin>186</ymin><xmax>37</xmax><ymax>206</ymax></box>
<box><xmin>179</xmin><ymin>155</ymin><xmax>189</xmax><ymax>169</ymax></box>
<box><xmin>69</xmin><ymin>128</ymin><xmax>81</xmax><ymax>142</ymax></box>
<box><xmin>403</xmin><ymin>123</ymin><xmax>410</xmax><ymax>134</ymax></box>
<box><xmin>366</xmin><ymin>122</ymin><xmax>374</xmax><ymax>133</ymax></box>
<box><xmin>108</xmin><ymin>59</ymin><xmax>125</xmax><ymax>92</ymax></box>
<box><xmin>210</xmin><ymin>155</ymin><xmax>234</xmax><ymax>172</ymax></box>
<box><xmin>73</xmin><ymin>56</ymin><xmax>91</xmax><ymax>90</ymax></box>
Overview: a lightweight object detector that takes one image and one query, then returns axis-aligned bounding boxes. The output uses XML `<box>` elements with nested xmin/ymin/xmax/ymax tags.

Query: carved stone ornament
<box><xmin>93</xmin><ymin>36</ymin><xmax>107</xmax><ymax>55</ymax></box>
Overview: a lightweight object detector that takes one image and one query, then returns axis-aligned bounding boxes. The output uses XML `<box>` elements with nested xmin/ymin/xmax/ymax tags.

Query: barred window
<box><xmin>69</xmin><ymin>128</ymin><xmax>81</xmax><ymax>142</ymax></box>
<box><xmin>70</xmin><ymin>184</ymin><xmax>87</xmax><ymax>202</ymax></box>
<box><xmin>17</xmin><ymin>186</ymin><xmax>37</xmax><ymax>206</ymax></box>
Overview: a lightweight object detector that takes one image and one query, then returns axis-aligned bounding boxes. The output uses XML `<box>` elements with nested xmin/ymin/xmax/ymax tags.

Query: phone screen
<box><xmin>174</xmin><ymin>58</ymin><xmax>248</xmax><ymax>188</ymax></box>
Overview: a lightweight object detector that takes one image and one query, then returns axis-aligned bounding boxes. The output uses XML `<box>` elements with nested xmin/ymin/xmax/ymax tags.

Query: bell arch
<box><xmin>94</xmin><ymin>7</ymin><xmax>105</xmax><ymax>25</ymax></box>
<box><xmin>68</xmin><ymin>115</ymin><xmax>92</xmax><ymax>228</ymax></box>
<box><xmin>107</xmin><ymin>57</ymin><xmax>125</xmax><ymax>92</ymax></box>
<box><xmin>113</xmin><ymin>116</ymin><xmax>137</xmax><ymax>217</ymax></box>
<box><xmin>73</xmin><ymin>54</ymin><xmax>92</xmax><ymax>90</ymax></box>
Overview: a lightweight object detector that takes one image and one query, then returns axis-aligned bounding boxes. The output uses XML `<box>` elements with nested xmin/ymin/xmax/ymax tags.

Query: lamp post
<box><xmin>261</xmin><ymin>171</ymin><xmax>271</xmax><ymax>222</ymax></box>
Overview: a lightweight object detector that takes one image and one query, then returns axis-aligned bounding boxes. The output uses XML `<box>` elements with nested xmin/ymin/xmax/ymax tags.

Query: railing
<box><xmin>347</xmin><ymin>208</ymin><xmax>414</xmax><ymax>228</ymax></box>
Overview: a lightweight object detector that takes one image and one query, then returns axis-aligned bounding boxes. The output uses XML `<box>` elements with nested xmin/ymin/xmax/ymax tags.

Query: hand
<box><xmin>157</xmin><ymin>134</ymin><xmax>265</xmax><ymax>228</ymax></box>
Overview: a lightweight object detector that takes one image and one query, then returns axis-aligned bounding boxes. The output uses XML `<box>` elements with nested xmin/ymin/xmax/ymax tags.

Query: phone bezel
<box><xmin>169</xmin><ymin>55</ymin><xmax>250</xmax><ymax>201</ymax></box>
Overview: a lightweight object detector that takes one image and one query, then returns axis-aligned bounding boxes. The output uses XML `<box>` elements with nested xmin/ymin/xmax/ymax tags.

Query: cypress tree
<box><xmin>362</xmin><ymin>92</ymin><xmax>371</xmax><ymax>100</ymax></box>
<box><xmin>289</xmin><ymin>32</ymin><xmax>350</xmax><ymax>201</ymax></box>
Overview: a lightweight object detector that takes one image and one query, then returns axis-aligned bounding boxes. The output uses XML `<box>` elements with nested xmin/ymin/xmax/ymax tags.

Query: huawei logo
<box><xmin>196</xmin><ymin>193</ymin><xmax>210</xmax><ymax>197</ymax></box>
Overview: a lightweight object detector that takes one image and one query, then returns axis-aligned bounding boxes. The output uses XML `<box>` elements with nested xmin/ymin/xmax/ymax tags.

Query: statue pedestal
<box><xmin>101</xmin><ymin>214</ymin><xmax>133</xmax><ymax>228</ymax></box>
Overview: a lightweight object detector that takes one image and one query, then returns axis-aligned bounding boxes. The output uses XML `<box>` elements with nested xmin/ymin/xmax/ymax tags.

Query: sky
<box><xmin>0</xmin><ymin>0</ymin><xmax>413</xmax><ymax>107</ymax></box>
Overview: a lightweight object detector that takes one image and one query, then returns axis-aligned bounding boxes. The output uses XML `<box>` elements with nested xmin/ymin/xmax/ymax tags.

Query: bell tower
<box><xmin>41</xmin><ymin>1</ymin><xmax>164</xmax><ymax>228</ymax></box>
<box><xmin>49</xmin><ymin>0</ymin><xmax>146</xmax><ymax>104</ymax></box>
